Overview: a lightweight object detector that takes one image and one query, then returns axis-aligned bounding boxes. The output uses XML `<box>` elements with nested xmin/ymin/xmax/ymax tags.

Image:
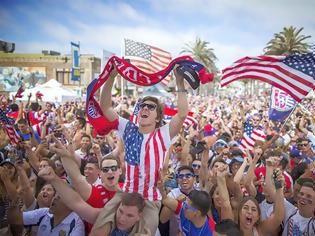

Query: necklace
<box><xmin>188</xmin><ymin>219</ymin><xmax>206</xmax><ymax>236</ymax></box>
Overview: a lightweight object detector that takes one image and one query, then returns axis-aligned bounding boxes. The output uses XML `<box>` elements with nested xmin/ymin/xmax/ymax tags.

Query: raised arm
<box><xmin>38</xmin><ymin>166</ymin><xmax>101</xmax><ymax>224</ymax></box>
<box><xmin>260</xmin><ymin>169</ymin><xmax>285</xmax><ymax>234</ymax></box>
<box><xmin>49</xmin><ymin>137</ymin><xmax>92</xmax><ymax>201</ymax></box>
<box><xmin>100</xmin><ymin>66</ymin><xmax>119</xmax><ymax>121</ymax></box>
<box><xmin>15</xmin><ymin>161</ymin><xmax>35</xmax><ymax>209</ymax></box>
<box><xmin>169</xmin><ymin>67</ymin><xmax>189</xmax><ymax>140</ymax></box>
<box><xmin>157</xmin><ymin>171</ymin><xmax>180</xmax><ymax>212</ymax></box>
<box><xmin>217</xmin><ymin>165</ymin><xmax>234</xmax><ymax>220</ymax></box>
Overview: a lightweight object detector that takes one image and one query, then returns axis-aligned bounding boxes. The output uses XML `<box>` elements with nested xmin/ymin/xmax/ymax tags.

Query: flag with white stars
<box><xmin>221</xmin><ymin>50</ymin><xmax>315</xmax><ymax>102</ymax></box>
<box><xmin>123</xmin><ymin>122</ymin><xmax>143</xmax><ymax>165</ymax></box>
<box><xmin>124</xmin><ymin>39</ymin><xmax>172</xmax><ymax>87</ymax></box>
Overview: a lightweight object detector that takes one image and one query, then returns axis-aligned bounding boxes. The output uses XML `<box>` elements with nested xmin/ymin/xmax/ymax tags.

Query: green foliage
<box><xmin>264</xmin><ymin>26</ymin><xmax>312</xmax><ymax>55</ymax></box>
<box><xmin>181</xmin><ymin>37</ymin><xmax>219</xmax><ymax>75</ymax></box>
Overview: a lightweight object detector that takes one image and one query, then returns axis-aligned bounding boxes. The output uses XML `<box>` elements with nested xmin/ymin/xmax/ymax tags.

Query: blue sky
<box><xmin>1</xmin><ymin>0</ymin><xmax>314</xmax><ymax>69</ymax></box>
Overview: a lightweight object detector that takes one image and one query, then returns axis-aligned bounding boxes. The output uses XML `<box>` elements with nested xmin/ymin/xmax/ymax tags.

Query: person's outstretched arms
<box><xmin>169</xmin><ymin>67</ymin><xmax>189</xmax><ymax>140</ymax></box>
<box><xmin>100</xmin><ymin>66</ymin><xmax>119</xmax><ymax>122</ymax></box>
<box><xmin>217</xmin><ymin>165</ymin><xmax>234</xmax><ymax>221</ymax></box>
<box><xmin>38</xmin><ymin>166</ymin><xmax>101</xmax><ymax>224</ymax></box>
<box><xmin>157</xmin><ymin>171</ymin><xmax>180</xmax><ymax>212</ymax></box>
<box><xmin>260</xmin><ymin>169</ymin><xmax>285</xmax><ymax>234</ymax></box>
<box><xmin>49</xmin><ymin>136</ymin><xmax>92</xmax><ymax>201</ymax></box>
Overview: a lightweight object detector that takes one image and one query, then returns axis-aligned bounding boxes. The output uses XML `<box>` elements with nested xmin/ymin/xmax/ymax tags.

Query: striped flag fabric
<box><xmin>129</xmin><ymin>99</ymin><xmax>142</xmax><ymax>125</ymax></box>
<box><xmin>221</xmin><ymin>51</ymin><xmax>315</xmax><ymax>102</ymax></box>
<box><xmin>183</xmin><ymin>112</ymin><xmax>198</xmax><ymax>129</ymax></box>
<box><xmin>124</xmin><ymin>39</ymin><xmax>172</xmax><ymax>87</ymax></box>
<box><xmin>239</xmin><ymin>121</ymin><xmax>266</xmax><ymax>151</ymax></box>
<box><xmin>0</xmin><ymin>108</ymin><xmax>20</xmax><ymax>144</ymax></box>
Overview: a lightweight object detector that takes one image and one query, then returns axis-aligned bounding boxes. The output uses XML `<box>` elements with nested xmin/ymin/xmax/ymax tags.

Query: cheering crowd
<box><xmin>0</xmin><ymin>66</ymin><xmax>314</xmax><ymax>236</ymax></box>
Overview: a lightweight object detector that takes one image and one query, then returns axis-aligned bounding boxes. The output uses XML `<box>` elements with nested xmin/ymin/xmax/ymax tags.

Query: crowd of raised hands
<box><xmin>0</xmin><ymin>92</ymin><xmax>314</xmax><ymax>236</ymax></box>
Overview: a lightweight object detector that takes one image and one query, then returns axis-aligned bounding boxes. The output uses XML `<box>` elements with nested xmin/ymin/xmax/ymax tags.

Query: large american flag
<box><xmin>239</xmin><ymin>121</ymin><xmax>266</xmax><ymax>152</ymax></box>
<box><xmin>124</xmin><ymin>39</ymin><xmax>172</xmax><ymax>87</ymax></box>
<box><xmin>0</xmin><ymin>108</ymin><xmax>20</xmax><ymax>144</ymax></box>
<box><xmin>221</xmin><ymin>51</ymin><xmax>315</xmax><ymax>102</ymax></box>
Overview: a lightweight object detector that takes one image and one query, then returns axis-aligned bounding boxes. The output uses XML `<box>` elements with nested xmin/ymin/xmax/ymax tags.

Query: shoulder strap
<box><xmin>68</xmin><ymin>218</ymin><xmax>76</xmax><ymax>235</ymax></box>
<box><xmin>282</xmin><ymin>209</ymin><xmax>298</xmax><ymax>230</ymax></box>
<box><xmin>307</xmin><ymin>217</ymin><xmax>315</xmax><ymax>236</ymax></box>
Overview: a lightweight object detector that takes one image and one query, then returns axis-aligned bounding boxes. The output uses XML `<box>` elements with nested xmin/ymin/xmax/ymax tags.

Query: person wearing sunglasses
<box><xmin>36</xmin><ymin>166</ymin><xmax>151</xmax><ymax>235</ymax></box>
<box><xmin>158</xmin><ymin>172</ymin><xmax>213</xmax><ymax>236</ymax></box>
<box><xmin>49</xmin><ymin>139</ymin><xmax>122</xmax><ymax>234</ymax></box>
<box><xmin>296</xmin><ymin>138</ymin><xmax>315</xmax><ymax>165</ymax></box>
<box><xmin>93</xmin><ymin>63</ymin><xmax>189</xmax><ymax>235</ymax></box>
<box><xmin>160</xmin><ymin>166</ymin><xmax>196</xmax><ymax>235</ymax></box>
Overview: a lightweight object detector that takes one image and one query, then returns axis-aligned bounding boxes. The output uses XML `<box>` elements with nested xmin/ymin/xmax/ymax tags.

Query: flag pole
<box><xmin>278</xmin><ymin>103</ymin><xmax>298</xmax><ymax>133</ymax></box>
<box><xmin>120</xmin><ymin>38</ymin><xmax>124</xmax><ymax>97</ymax></box>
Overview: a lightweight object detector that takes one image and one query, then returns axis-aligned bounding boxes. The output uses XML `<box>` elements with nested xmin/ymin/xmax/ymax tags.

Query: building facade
<box><xmin>0</xmin><ymin>52</ymin><xmax>101</xmax><ymax>95</ymax></box>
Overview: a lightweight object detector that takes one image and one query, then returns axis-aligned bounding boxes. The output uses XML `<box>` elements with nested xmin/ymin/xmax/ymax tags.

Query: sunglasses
<box><xmin>176</xmin><ymin>173</ymin><xmax>195</xmax><ymax>179</ymax></box>
<box><xmin>183</xmin><ymin>202</ymin><xmax>198</xmax><ymax>212</ymax></box>
<box><xmin>139</xmin><ymin>103</ymin><xmax>157</xmax><ymax>111</ymax></box>
<box><xmin>101</xmin><ymin>165</ymin><xmax>118</xmax><ymax>173</ymax></box>
<box><xmin>96</xmin><ymin>136</ymin><xmax>104</xmax><ymax>139</ymax></box>
<box><xmin>298</xmin><ymin>143</ymin><xmax>309</xmax><ymax>147</ymax></box>
<box><xmin>192</xmin><ymin>164</ymin><xmax>201</xmax><ymax>169</ymax></box>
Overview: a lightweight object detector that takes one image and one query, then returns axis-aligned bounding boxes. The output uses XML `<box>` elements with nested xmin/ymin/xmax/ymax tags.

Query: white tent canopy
<box><xmin>10</xmin><ymin>79</ymin><xmax>79</xmax><ymax>103</ymax></box>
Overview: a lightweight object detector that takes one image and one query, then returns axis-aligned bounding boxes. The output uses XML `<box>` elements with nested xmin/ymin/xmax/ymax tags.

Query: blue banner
<box><xmin>268</xmin><ymin>87</ymin><xmax>297</xmax><ymax>122</ymax></box>
<box><xmin>71</xmin><ymin>42</ymin><xmax>80</xmax><ymax>81</ymax></box>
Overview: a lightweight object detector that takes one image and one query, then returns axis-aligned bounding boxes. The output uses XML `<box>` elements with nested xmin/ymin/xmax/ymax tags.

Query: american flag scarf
<box><xmin>86</xmin><ymin>56</ymin><xmax>213</xmax><ymax>135</ymax></box>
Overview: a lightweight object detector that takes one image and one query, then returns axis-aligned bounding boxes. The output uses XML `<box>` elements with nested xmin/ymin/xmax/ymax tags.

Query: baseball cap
<box><xmin>214</xmin><ymin>139</ymin><xmax>228</xmax><ymax>149</ymax></box>
<box><xmin>176</xmin><ymin>65</ymin><xmax>200</xmax><ymax>90</ymax></box>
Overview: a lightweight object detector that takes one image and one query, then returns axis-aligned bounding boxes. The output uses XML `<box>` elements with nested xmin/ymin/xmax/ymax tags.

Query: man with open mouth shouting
<box><xmin>90</xmin><ymin>65</ymin><xmax>189</xmax><ymax>236</ymax></box>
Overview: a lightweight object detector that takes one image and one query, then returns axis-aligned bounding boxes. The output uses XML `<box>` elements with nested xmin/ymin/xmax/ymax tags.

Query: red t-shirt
<box><xmin>84</xmin><ymin>184</ymin><xmax>118</xmax><ymax>233</ymax></box>
<box><xmin>255</xmin><ymin>166</ymin><xmax>292</xmax><ymax>193</ymax></box>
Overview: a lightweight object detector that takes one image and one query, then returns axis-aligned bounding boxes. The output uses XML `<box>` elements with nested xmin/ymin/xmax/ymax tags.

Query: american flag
<box><xmin>0</xmin><ymin>108</ymin><xmax>20</xmax><ymax>144</ymax></box>
<box><xmin>221</xmin><ymin>51</ymin><xmax>315</xmax><ymax>102</ymax></box>
<box><xmin>124</xmin><ymin>39</ymin><xmax>172</xmax><ymax>87</ymax></box>
<box><xmin>129</xmin><ymin>99</ymin><xmax>142</xmax><ymax>125</ymax></box>
<box><xmin>239</xmin><ymin>121</ymin><xmax>266</xmax><ymax>151</ymax></box>
<box><xmin>122</xmin><ymin>121</ymin><xmax>168</xmax><ymax>201</ymax></box>
<box><xmin>183</xmin><ymin>112</ymin><xmax>198</xmax><ymax>129</ymax></box>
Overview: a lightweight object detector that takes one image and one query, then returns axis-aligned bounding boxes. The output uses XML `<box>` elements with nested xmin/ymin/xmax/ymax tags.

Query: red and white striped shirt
<box><xmin>118</xmin><ymin>117</ymin><xmax>172</xmax><ymax>201</ymax></box>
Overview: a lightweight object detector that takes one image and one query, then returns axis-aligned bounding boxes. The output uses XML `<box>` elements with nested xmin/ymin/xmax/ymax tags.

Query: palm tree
<box><xmin>264</xmin><ymin>26</ymin><xmax>312</xmax><ymax>55</ymax></box>
<box><xmin>181</xmin><ymin>37</ymin><xmax>219</xmax><ymax>74</ymax></box>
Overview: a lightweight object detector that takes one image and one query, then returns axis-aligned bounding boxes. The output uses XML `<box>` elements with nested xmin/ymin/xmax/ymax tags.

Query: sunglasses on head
<box><xmin>192</xmin><ymin>163</ymin><xmax>201</xmax><ymax>169</ymax></box>
<box><xmin>101</xmin><ymin>165</ymin><xmax>118</xmax><ymax>173</ymax></box>
<box><xmin>183</xmin><ymin>201</ymin><xmax>198</xmax><ymax>212</ymax></box>
<box><xmin>139</xmin><ymin>103</ymin><xmax>157</xmax><ymax>111</ymax></box>
<box><xmin>176</xmin><ymin>173</ymin><xmax>195</xmax><ymax>179</ymax></box>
